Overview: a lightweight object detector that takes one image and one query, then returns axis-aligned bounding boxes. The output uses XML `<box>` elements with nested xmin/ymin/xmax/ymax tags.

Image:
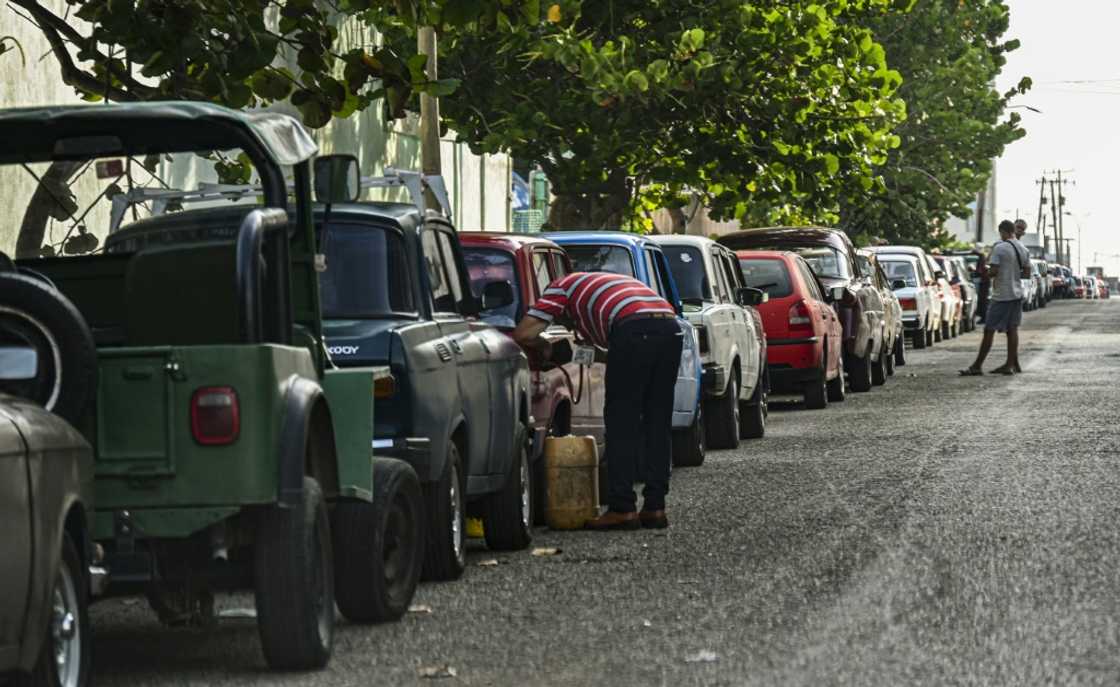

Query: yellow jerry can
<box><xmin>544</xmin><ymin>435</ymin><xmax>600</xmax><ymax>530</ymax></box>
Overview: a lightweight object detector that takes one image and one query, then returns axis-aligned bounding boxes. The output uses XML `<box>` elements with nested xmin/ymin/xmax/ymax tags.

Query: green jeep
<box><xmin>2</xmin><ymin>103</ymin><xmax>425</xmax><ymax>670</ymax></box>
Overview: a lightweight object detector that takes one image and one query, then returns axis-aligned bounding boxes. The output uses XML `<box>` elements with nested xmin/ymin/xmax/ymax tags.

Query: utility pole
<box><xmin>1035</xmin><ymin>174</ymin><xmax>1047</xmax><ymax>254</ymax></box>
<box><xmin>1047</xmin><ymin>169</ymin><xmax>1075</xmax><ymax>266</ymax></box>
<box><xmin>418</xmin><ymin>26</ymin><xmax>443</xmax><ymax>213</ymax></box>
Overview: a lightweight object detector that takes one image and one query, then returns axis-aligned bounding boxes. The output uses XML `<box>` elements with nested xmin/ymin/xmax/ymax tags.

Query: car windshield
<box><xmin>564</xmin><ymin>245</ymin><xmax>635</xmax><ymax>277</ymax></box>
<box><xmin>738</xmin><ymin>258</ymin><xmax>793</xmax><ymax>298</ymax></box>
<box><xmin>882</xmin><ymin>260</ymin><xmax>918</xmax><ymax>288</ymax></box>
<box><xmin>319</xmin><ymin>223</ymin><xmax>414</xmax><ymax>318</ymax></box>
<box><xmin>794</xmin><ymin>246</ymin><xmax>850</xmax><ymax>280</ymax></box>
<box><xmin>660</xmin><ymin>245</ymin><xmax>711</xmax><ymax>302</ymax></box>
<box><xmin>463</xmin><ymin>248</ymin><xmax>521</xmax><ymax>328</ymax></box>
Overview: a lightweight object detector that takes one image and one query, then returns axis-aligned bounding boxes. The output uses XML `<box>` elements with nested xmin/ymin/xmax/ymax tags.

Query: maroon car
<box><xmin>460</xmin><ymin>233</ymin><xmax>606</xmax><ymax>514</ymax></box>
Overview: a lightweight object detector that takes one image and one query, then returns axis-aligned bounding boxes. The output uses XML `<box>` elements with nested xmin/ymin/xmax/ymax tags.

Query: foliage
<box><xmin>7</xmin><ymin>0</ymin><xmax>540</xmax><ymax>127</ymax></box>
<box><xmin>429</xmin><ymin>0</ymin><xmax>907</xmax><ymax>229</ymax></box>
<box><xmin>838</xmin><ymin>0</ymin><xmax>1029</xmax><ymax>248</ymax></box>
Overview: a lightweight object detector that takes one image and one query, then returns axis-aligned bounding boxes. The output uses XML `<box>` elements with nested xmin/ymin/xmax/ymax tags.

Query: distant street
<box><xmin>91</xmin><ymin>300</ymin><xmax>1120</xmax><ymax>686</ymax></box>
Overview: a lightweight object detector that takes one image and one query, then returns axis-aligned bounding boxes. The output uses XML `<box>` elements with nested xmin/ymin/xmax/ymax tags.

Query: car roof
<box><xmin>543</xmin><ymin>230</ymin><xmax>658</xmax><ymax>248</ymax></box>
<box><xmin>734</xmin><ymin>249</ymin><xmax>796</xmax><ymax>261</ymax></box>
<box><xmin>719</xmin><ymin>226</ymin><xmax>850</xmax><ymax>252</ymax></box>
<box><xmin>459</xmin><ymin>232</ymin><xmax>563</xmax><ymax>251</ymax></box>
<box><xmin>648</xmin><ymin>234</ymin><xmax>715</xmax><ymax>249</ymax></box>
<box><xmin>868</xmin><ymin>245</ymin><xmax>926</xmax><ymax>256</ymax></box>
<box><xmin>0</xmin><ymin>102</ymin><xmax>317</xmax><ymax>166</ymax></box>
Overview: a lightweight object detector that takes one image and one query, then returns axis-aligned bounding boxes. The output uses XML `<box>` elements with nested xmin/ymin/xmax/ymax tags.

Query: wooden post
<box><xmin>418</xmin><ymin>26</ymin><xmax>442</xmax><ymax>213</ymax></box>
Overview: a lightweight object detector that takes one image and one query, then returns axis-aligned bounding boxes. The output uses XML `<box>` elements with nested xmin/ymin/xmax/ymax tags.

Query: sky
<box><xmin>997</xmin><ymin>0</ymin><xmax>1120</xmax><ymax>274</ymax></box>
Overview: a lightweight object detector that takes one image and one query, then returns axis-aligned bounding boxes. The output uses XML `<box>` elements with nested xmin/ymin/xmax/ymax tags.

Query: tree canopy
<box><xmin>838</xmin><ymin>0</ymin><xmax>1029</xmax><ymax>247</ymax></box>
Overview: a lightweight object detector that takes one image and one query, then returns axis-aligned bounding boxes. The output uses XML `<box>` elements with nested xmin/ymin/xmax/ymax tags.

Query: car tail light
<box><xmin>374</xmin><ymin>374</ymin><xmax>396</xmax><ymax>399</ymax></box>
<box><xmin>695</xmin><ymin>325</ymin><xmax>709</xmax><ymax>354</ymax></box>
<box><xmin>899</xmin><ymin>297</ymin><xmax>917</xmax><ymax>311</ymax></box>
<box><xmin>788</xmin><ymin>301</ymin><xmax>813</xmax><ymax>331</ymax></box>
<box><xmin>190</xmin><ymin>387</ymin><xmax>239</xmax><ymax>445</ymax></box>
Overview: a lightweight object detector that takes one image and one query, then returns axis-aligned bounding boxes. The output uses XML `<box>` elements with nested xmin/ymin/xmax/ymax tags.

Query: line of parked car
<box><xmin>0</xmin><ymin>103</ymin><xmax>1008</xmax><ymax>686</ymax></box>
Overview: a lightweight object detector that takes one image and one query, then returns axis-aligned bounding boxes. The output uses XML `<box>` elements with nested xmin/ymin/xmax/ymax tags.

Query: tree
<box><xmin>6</xmin><ymin>0</ymin><xmax>538</xmax><ymax>255</ymax></box>
<box><xmin>425</xmin><ymin>0</ymin><xmax>907</xmax><ymax>229</ymax></box>
<box><xmin>838</xmin><ymin>0</ymin><xmax>1029</xmax><ymax>247</ymax></box>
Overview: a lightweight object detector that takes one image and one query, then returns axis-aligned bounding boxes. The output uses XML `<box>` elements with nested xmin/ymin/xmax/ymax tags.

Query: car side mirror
<box><xmin>0</xmin><ymin>346</ymin><xmax>39</xmax><ymax>381</ymax></box>
<box><xmin>891</xmin><ymin>279</ymin><xmax>906</xmax><ymax>290</ymax></box>
<box><xmin>313</xmin><ymin>154</ymin><xmax>361</xmax><ymax>203</ymax></box>
<box><xmin>481</xmin><ymin>280</ymin><xmax>515</xmax><ymax>311</ymax></box>
<box><xmin>735</xmin><ymin>286</ymin><xmax>767</xmax><ymax>307</ymax></box>
<box><xmin>934</xmin><ymin>270</ymin><xmax>946</xmax><ymax>280</ymax></box>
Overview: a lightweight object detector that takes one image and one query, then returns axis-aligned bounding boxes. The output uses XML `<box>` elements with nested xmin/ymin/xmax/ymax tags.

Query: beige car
<box><xmin>858</xmin><ymin>250</ymin><xmax>906</xmax><ymax>371</ymax></box>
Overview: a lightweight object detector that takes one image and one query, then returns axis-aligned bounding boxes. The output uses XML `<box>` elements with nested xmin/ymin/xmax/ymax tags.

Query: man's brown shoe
<box><xmin>584</xmin><ymin>511</ymin><xmax>640</xmax><ymax>531</ymax></box>
<box><xmin>639</xmin><ymin>510</ymin><xmax>669</xmax><ymax>529</ymax></box>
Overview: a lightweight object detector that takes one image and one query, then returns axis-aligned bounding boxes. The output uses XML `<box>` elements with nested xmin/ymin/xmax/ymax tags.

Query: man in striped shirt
<box><xmin>513</xmin><ymin>271</ymin><xmax>683</xmax><ymax>530</ymax></box>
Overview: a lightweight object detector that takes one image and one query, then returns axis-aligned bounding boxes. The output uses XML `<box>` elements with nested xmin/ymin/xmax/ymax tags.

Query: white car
<box><xmin>870</xmin><ymin>246</ymin><xmax>941</xmax><ymax>348</ymax></box>
<box><xmin>653</xmin><ymin>235</ymin><xmax>767</xmax><ymax>448</ymax></box>
<box><xmin>927</xmin><ymin>254</ymin><xmax>961</xmax><ymax>339</ymax></box>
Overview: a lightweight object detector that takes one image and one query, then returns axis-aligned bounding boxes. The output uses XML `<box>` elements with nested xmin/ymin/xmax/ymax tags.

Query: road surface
<box><xmin>91</xmin><ymin>299</ymin><xmax>1120</xmax><ymax>686</ymax></box>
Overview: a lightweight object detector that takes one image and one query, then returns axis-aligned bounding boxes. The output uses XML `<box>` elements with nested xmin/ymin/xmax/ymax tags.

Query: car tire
<box><xmin>704</xmin><ymin>376</ymin><xmax>740</xmax><ymax>450</ymax></box>
<box><xmin>848</xmin><ymin>351</ymin><xmax>873</xmax><ymax>393</ymax></box>
<box><xmin>739</xmin><ymin>372</ymin><xmax>766</xmax><ymax>440</ymax></box>
<box><xmin>941</xmin><ymin>320</ymin><xmax>950</xmax><ymax>340</ymax></box>
<box><xmin>482</xmin><ymin>426</ymin><xmax>533</xmax><ymax>552</ymax></box>
<box><xmin>894</xmin><ymin>333</ymin><xmax>907</xmax><ymax>367</ymax></box>
<box><xmin>332</xmin><ymin>458</ymin><xmax>425</xmax><ymax>623</ymax></box>
<box><xmin>0</xmin><ymin>273</ymin><xmax>96</xmax><ymax>427</ymax></box>
<box><xmin>14</xmin><ymin>531</ymin><xmax>90</xmax><ymax>687</ymax></box>
<box><xmin>803</xmin><ymin>363</ymin><xmax>828</xmax><ymax>410</ymax></box>
<box><xmin>927</xmin><ymin>328</ymin><xmax>936</xmax><ymax>346</ymax></box>
<box><xmin>672</xmin><ymin>406</ymin><xmax>706</xmax><ymax>467</ymax></box>
<box><xmin>871</xmin><ymin>347</ymin><xmax>887</xmax><ymax>386</ymax></box>
<box><xmin>912</xmin><ymin>329</ymin><xmax>927</xmax><ymax>350</ymax></box>
<box><xmin>884</xmin><ymin>339</ymin><xmax>896</xmax><ymax>376</ymax></box>
<box><xmin>421</xmin><ymin>442</ymin><xmax>466</xmax><ymax>581</ymax></box>
<box><xmin>254</xmin><ymin>476</ymin><xmax>334</xmax><ymax>671</ymax></box>
<box><xmin>826</xmin><ymin>355</ymin><xmax>846</xmax><ymax>402</ymax></box>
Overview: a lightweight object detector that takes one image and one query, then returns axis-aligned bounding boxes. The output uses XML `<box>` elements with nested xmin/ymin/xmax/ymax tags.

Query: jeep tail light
<box><xmin>190</xmin><ymin>387</ymin><xmax>239</xmax><ymax>445</ymax></box>
<box><xmin>788</xmin><ymin>301</ymin><xmax>813</xmax><ymax>331</ymax></box>
<box><xmin>374</xmin><ymin>374</ymin><xmax>396</xmax><ymax>399</ymax></box>
<box><xmin>899</xmin><ymin>297</ymin><xmax>917</xmax><ymax>311</ymax></box>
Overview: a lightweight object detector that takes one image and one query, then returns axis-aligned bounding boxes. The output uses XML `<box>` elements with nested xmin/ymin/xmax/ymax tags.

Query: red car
<box><xmin>459</xmin><ymin>233</ymin><xmax>606</xmax><ymax>514</ymax></box>
<box><xmin>737</xmin><ymin>250</ymin><xmax>845</xmax><ymax>409</ymax></box>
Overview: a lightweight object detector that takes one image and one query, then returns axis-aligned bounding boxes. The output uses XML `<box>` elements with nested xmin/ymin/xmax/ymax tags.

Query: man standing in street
<box><xmin>1014</xmin><ymin>218</ymin><xmax>1028</xmax><ymax>241</ymax></box>
<box><xmin>961</xmin><ymin>220</ymin><xmax>1031</xmax><ymax>376</ymax></box>
<box><xmin>512</xmin><ymin>272</ymin><xmax>682</xmax><ymax>530</ymax></box>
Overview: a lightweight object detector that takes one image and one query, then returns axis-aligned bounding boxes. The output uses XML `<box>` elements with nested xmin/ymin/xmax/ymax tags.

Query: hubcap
<box><xmin>450</xmin><ymin>463</ymin><xmax>463</xmax><ymax>562</ymax></box>
<box><xmin>50</xmin><ymin>560</ymin><xmax>80</xmax><ymax>687</ymax></box>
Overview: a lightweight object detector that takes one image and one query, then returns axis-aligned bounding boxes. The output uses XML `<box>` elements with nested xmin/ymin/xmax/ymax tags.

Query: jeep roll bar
<box><xmin>237</xmin><ymin>208</ymin><xmax>291</xmax><ymax>344</ymax></box>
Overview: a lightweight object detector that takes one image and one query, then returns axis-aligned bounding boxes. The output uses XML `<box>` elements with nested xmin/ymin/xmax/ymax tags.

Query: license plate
<box><xmin>573</xmin><ymin>345</ymin><xmax>596</xmax><ymax>366</ymax></box>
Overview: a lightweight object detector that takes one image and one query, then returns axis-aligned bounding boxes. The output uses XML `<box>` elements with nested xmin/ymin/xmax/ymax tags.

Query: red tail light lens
<box><xmin>899</xmin><ymin>298</ymin><xmax>917</xmax><ymax>311</ymax></box>
<box><xmin>191</xmin><ymin>387</ymin><xmax>240</xmax><ymax>445</ymax></box>
<box><xmin>788</xmin><ymin>301</ymin><xmax>813</xmax><ymax>331</ymax></box>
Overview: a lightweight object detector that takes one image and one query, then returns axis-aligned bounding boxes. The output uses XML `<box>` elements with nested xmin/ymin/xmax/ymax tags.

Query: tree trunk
<box><xmin>16</xmin><ymin>160</ymin><xmax>83</xmax><ymax>259</ymax></box>
<box><xmin>545</xmin><ymin>171</ymin><xmax>631</xmax><ymax>230</ymax></box>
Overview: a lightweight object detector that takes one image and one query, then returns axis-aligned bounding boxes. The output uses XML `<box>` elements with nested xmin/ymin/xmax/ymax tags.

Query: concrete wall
<box><xmin>0</xmin><ymin>7</ymin><xmax>512</xmax><ymax>256</ymax></box>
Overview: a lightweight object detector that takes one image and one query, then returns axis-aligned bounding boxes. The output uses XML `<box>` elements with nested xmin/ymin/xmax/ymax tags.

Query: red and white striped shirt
<box><xmin>526</xmin><ymin>272</ymin><xmax>676</xmax><ymax>348</ymax></box>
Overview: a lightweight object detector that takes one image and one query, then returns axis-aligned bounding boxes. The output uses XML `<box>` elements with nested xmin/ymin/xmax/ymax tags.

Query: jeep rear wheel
<box><xmin>333</xmin><ymin>458</ymin><xmax>424</xmax><ymax>623</ymax></box>
<box><xmin>421</xmin><ymin>442</ymin><xmax>466</xmax><ymax>581</ymax></box>
<box><xmin>672</xmin><ymin>406</ymin><xmax>705</xmax><ymax>467</ymax></box>
<box><xmin>254</xmin><ymin>476</ymin><xmax>333</xmax><ymax>670</ymax></box>
<box><xmin>482</xmin><ymin>426</ymin><xmax>533</xmax><ymax>552</ymax></box>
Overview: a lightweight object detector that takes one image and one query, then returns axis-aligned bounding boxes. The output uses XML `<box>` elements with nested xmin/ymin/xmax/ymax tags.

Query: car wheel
<box><xmin>483</xmin><ymin>425</ymin><xmax>533</xmax><ymax>552</ymax></box>
<box><xmin>871</xmin><ymin>346</ymin><xmax>887</xmax><ymax>386</ymax></box>
<box><xmin>894</xmin><ymin>333</ymin><xmax>907</xmax><ymax>367</ymax></box>
<box><xmin>738</xmin><ymin>372</ymin><xmax>766</xmax><ymax>439</ymax></box>
<box><xmin>848</xmin><ymin>351</ymin><xmax>873</xmax><ymax>393</ymax></box>
<box><xmin>0</xmin><ymin>273</ymin><xmax>96</xmax><ymax>427</ymax></box>
<box><xmin>940</xmin><ymin>320</ymin><xmax>950</xmax><ymax>340</ymax></box>
<box><xmin>254</xmin><ymin>476</ymin><xmax>334</xmax><ymax>670</ymax></box>
<box><xmin>803</xmin><ymin>362</ymin><xmax>828</xmax><ymax>410</ymax></box>
<box><xmin>672</xmin><ymin>406</ymin><xmax>706</xmax><ymax>467</ymax></box>
<box><xmin>912</xmin><ymin>329</ymin><xmax>927</xmax><ymax>350</ymax></box>
<box><xmin>704</xmin><ymin>376</ymin><xmax>740</xmax><ymax>450</ymax></box>
<box><xmin>421</xmin><ymin>442</ymin><xmax>466</xmax><ymax>581</ymax></box>
<box><xmin>332</xmin><ymin>458</ymin><xmax>425</xmax><ymax>623</ymax></box>
<box><xmin>15</xmin><ymin>532</ymin><xmax>90</xmax><ymax>687</ymax></box>
<box><xmin>884</xmin><ymin>339</ymin><xmax>896</xmax><ymax>376</ymax></box>
<box><xmin>927</xmin><ymin>328</ymin><xmax>935</xmax><ymax>346</ymax></box>
<box><xmin>826</xmin><ymin>355</ymin><xmax>846</xmax><ymax>402</ymax></box>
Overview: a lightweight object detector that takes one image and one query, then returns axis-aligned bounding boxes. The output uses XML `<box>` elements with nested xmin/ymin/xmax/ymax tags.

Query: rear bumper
<box><xmin>768</xmin><ymin>364</ymin><xmax>820</xmax><ymax>392</ymax></box>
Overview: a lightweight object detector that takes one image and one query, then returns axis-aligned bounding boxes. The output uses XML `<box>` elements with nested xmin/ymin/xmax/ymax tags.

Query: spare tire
<box><xmin>0</xmin><ymin>273</ymin><xmax>96</xmax><ymax>426</ymax></box>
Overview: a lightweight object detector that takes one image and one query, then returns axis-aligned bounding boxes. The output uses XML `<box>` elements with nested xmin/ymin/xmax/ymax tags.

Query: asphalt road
<box><xmin>91</xmin><ymin>299</ymin><xmax>1120</xmax><ymax>686</ymax></box>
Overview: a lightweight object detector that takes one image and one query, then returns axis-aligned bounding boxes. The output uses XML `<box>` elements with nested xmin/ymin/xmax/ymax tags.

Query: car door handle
<box><xmin>449</xmin><ymin>339</ymin><xmax>463</xmax><ymax>355</ymax></box>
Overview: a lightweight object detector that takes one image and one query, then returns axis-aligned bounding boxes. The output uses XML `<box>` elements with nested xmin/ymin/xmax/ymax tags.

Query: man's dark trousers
<box><xmin>604</xmin><ymin>317</ymin><xmax>683</xmax><ymax>513</ymax></box>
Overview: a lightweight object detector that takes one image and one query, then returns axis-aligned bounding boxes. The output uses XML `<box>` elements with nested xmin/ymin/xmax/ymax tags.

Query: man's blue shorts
<box><xmin>985</xmin><ymin>299</ymin><xmax>1023</xmax><ymax>333</ymax></box>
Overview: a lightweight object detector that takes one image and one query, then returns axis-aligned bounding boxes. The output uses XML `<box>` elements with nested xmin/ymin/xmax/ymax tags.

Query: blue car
<box><xmin>544</xmin><ymin>232</ymin><xmax>706</xmax><ymax>467</ymax></box>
